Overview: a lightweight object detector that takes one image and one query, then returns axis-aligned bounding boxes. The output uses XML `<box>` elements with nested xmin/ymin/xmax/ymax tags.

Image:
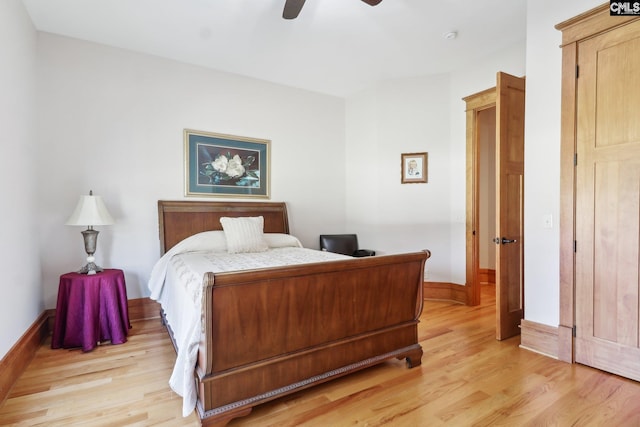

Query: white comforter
<box><xmin>147</xmin><ymin>233</ymin><xmax>348</xmax><ymax>417</ymax></box>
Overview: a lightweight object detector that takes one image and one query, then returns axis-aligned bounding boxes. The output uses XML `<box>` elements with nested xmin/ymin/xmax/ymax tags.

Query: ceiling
<box><xmin>21</xmin><ymin>0</ymin><xmax>527</xmax><ymax>97</ymax></box>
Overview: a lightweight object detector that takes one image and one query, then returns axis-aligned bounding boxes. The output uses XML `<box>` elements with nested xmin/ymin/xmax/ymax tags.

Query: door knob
<box><xmin>493</xmin><ymin>237</ymin><xmax>517</xmax><ymax>244</ymax></box>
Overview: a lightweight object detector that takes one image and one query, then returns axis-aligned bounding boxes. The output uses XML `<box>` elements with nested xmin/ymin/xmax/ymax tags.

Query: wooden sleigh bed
<box><xmin>156</xmin><ymin>200</ymin><xmax>431</xmax><ymax>426</ymax></box>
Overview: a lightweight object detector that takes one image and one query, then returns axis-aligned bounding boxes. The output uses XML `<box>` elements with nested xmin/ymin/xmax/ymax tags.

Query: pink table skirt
<box><xmin>51</xmin><ymin>269</ymin><xmax>131</xmax><ymax>352</ymax></box>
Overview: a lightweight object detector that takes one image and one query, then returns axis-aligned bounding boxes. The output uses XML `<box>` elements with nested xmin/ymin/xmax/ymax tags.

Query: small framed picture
<box><xmin>401</xmin><ymin>152</ymin><xmax>428</xmax><ymax>184</ymax></box>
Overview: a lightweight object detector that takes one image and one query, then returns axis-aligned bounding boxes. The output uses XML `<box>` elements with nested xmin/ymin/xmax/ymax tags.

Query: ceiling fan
<box><xmin>283</xmin><ymin>0</ymin><xmax>383</xmax><ymax>20</ymax></box>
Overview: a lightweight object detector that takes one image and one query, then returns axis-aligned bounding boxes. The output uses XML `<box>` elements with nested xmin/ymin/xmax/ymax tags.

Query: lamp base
<box><xmin>78</xmin><ymin>262</ymin><xmax>104</xmax><ymax>275</ymax></box>
<box><xmin>77</xmin><ymin>255</ymin><xmax>103</xmax><ymax>275</ymax></box>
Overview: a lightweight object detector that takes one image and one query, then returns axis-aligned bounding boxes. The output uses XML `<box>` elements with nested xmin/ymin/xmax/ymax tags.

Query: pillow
<box><xmin>171</xmin><ymin>230</ymin><xmax>228</xmax><ymax>254</ymax></box>
<box><xmin>220</xmin><ymin>216</ymin><xmax>269</xmax><ymax>254</ymax></box>
<box><xmin>264</xmin><ymin>233</ymin><xmax>303</xmax><ymax>249</ymax></box>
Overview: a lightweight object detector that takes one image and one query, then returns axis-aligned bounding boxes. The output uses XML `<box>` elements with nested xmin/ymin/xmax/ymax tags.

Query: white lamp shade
<box><xmin>66</xmin><ymin>193</ymin><xmax>115</xmax><ymax>226</ymax></box>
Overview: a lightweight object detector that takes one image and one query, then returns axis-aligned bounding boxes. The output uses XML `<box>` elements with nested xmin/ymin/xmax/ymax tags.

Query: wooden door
<box><xmin>574</xmin><ymin>19</ymin><xmax>640</xmax><ymax>380</ymax></box>
<box><xmin>495</xmin><ymin>72</ymin><xmax>525</xmax><ymax>340</ymax></box>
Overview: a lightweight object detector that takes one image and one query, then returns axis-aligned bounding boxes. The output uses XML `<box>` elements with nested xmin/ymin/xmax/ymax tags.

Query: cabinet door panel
<box><xmin>575</xmin><ymin>19</ymin><xmax>640</xmax><ymax>380</ymax></box>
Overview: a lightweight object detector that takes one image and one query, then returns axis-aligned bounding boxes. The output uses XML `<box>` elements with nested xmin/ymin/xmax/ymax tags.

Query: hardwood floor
<box><xmin>2</xmin><ymin>285</ymin><xmax>640</xmax><ymax>426</ymax></box>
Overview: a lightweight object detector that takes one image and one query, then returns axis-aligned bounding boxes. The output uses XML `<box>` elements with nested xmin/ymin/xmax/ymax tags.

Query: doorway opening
<box><xmin>477</xmin><ymin>106</ymin><xmax>497</xmax><ymax>295</ymax></box>
<box><xmin>464</xmin><ymin>87</ymin><xmax>497</xmax><ymax>308</ymax></box>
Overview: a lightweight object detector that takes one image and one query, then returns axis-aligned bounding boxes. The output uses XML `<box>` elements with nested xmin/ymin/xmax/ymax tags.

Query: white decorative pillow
<box><xmin>172</xmin><ymin>230</ymin><xmax>228</xmax><ymax>254</ymax></box>
<box><xmin>220</xmin><ymin>216</ymin><xmax>269</xmax><ymax>254</ymax></box>
<box><xmin>264</xmin><ymin>233</ymin><xmax>303</xmax><ymax>249</ymax></box>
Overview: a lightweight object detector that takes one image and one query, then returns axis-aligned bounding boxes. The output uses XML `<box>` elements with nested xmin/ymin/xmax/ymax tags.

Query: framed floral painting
<box><xmin>401</xmin><ymin>152</ymin><xmax>428</xmax><ymax>184</ymax></box>
<box><xmin>184</xmin><ymin>129</ymin><xmax>270</xmax><ymax>198</ymax></box>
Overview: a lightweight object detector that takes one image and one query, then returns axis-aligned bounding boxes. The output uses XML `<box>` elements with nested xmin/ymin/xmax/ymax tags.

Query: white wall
<box><xmin>523</xmin><ymin>0</ymin><xmax>603</xmax><ymax>326</ymax></box>
<box><xmin>346</xmin><ymin>41</ymin><xmax>526</xmax><ymax>283</ymax></box>
<box><xmin>345</xmin><ymin>74</ymin><xmax>453</xmax><ymax>280</ymax></box>
<box><xmin>2</xmin><ymin>0</ymin><xmax>609</xmax><ymax>361</ymax></box>
<box><xmin>36</xmin><ymin>34</ymin><xmax>347</xmax><ymax>308</ymax></box>
<box><xmin>0</xmin><ymin>0</ymin><xmax>39</xmax><ymax>359</ymax></box>
<box><xmin>448</xmin><ymin>43</ymin><xmax>527</xmax><ymax>284</ymax></box>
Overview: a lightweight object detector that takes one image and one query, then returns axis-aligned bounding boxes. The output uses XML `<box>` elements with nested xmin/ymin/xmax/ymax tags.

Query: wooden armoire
<box><xmin>557</xmin><ymin>4</ymin><xmax>640</xmax><ymax>380</ymax></box>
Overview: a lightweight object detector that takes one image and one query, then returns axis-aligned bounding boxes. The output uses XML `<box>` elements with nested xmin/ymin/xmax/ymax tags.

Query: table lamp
<box><xmin>65</xmin><ymin>190</ymin><xmax>115</xmax><ymax>275</ymax></box>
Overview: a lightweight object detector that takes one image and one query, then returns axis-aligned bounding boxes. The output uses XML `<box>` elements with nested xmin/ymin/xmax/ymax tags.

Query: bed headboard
<box><xmin>157</xmin><ymin>200</ymin><xmax>290</xmax><ymax>254</ymax></box>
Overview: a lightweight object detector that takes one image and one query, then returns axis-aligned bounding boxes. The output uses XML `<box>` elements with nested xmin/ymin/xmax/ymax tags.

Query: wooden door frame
<box><xmin>464</xmin><ymin>87</ymin><xmax>497</xmax><ymax>306</ymax></box>
<box><xmin>555</xmin><ymin>3</ymin><xmax>639</xmax><ymax>363</ymax></box>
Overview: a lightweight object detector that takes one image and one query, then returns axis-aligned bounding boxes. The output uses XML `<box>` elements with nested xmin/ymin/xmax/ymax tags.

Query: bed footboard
<box><xmin>195</xmin><ymin>250</ymin><xmax>430</xmax><ymax>426</ymax></box>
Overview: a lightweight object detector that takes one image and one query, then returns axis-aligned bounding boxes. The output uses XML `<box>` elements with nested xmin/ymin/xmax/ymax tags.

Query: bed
<box><xmin>151</xmin><ymin>200</ymin><xmax>430</xmax><ymax>426</ymax></box>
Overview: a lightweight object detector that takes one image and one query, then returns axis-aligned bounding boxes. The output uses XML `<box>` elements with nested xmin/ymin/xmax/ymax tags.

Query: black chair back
<box><xmin>319</xmin><ymin>234</ymin><xmax>375</xmax><ymax>257</ymax></box>
<box><xmin>319</xmin><ymin>234</ymin><xmax>359</xmax><ymax>256</ymax></box>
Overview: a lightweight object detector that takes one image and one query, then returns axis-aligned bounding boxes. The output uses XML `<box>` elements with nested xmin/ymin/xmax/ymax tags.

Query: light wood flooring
<box><xmin>2</xmin><ymin>285</ymin><xmax>640</xmax><ymax>426</ymax></box>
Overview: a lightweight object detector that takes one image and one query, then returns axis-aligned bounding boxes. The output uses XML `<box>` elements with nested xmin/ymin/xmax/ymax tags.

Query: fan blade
<box><xmin>283</xmin><ymin>0</ymin><xmax>306</xmax><ymax>19</ymax></box>
<box><xmin>361</xmin><ymin>0</ymin><xmax>382</xmax><ymax>5</ymax></box>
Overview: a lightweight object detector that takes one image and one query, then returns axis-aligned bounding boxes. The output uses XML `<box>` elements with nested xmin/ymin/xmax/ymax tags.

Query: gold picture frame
<box><xmin>184</xmin><ymin>129</ymin><xmax>270</xmax><ymax>198</ymax></box>
<box><xmin>401</xmin><ymin>152</ymin><xmax>428</xmax><ymax>184</ymax></box>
